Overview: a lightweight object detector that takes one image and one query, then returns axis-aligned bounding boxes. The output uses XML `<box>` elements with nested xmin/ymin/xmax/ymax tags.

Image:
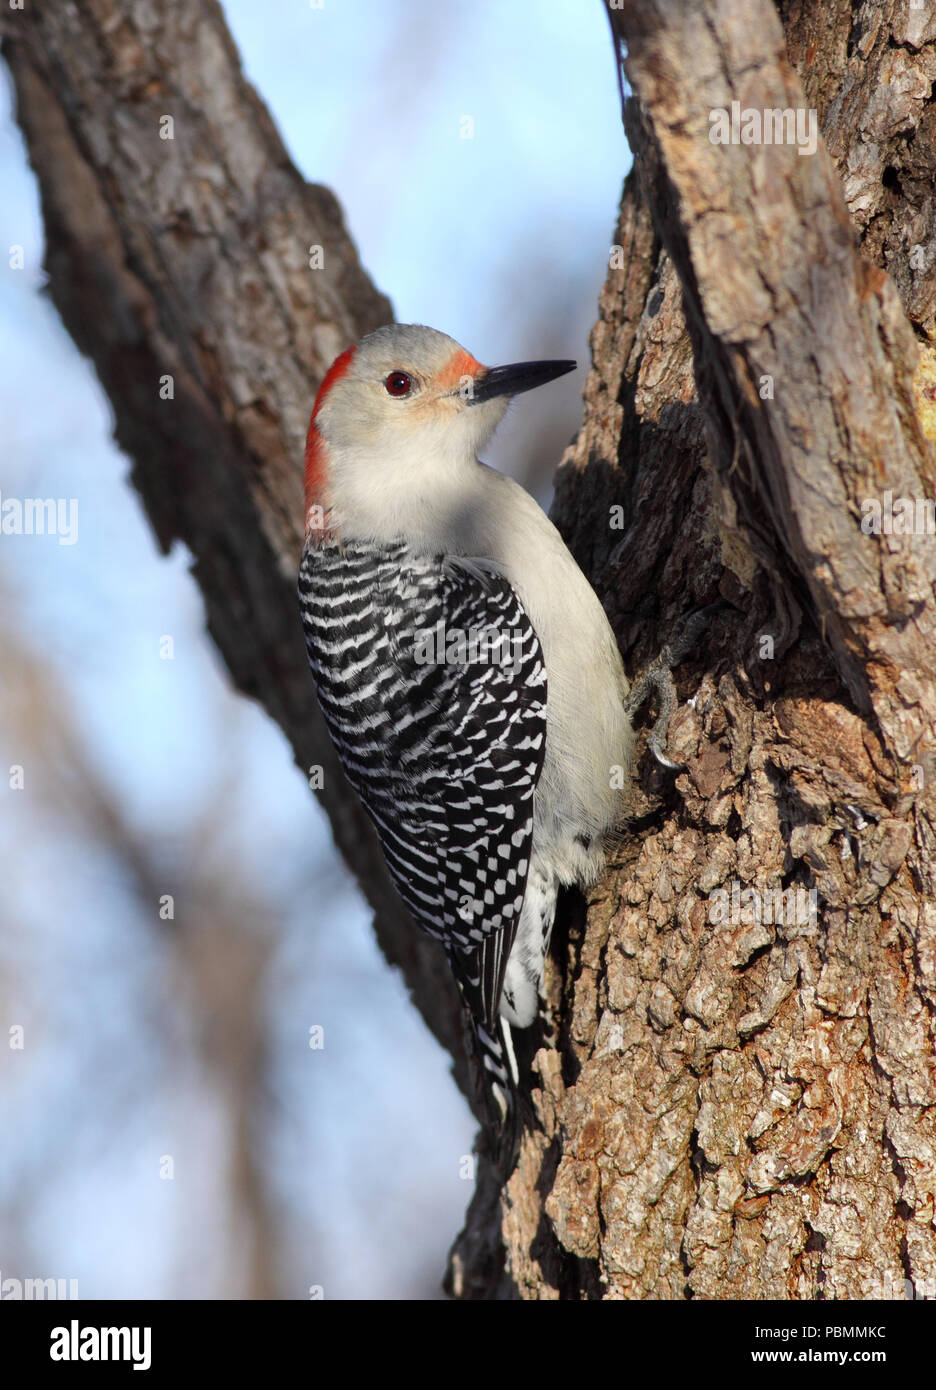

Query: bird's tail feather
<box><xmin>474</xmin><ymin>1018</ymin><xmax>522</xmax><ymax>1174</ymax></box>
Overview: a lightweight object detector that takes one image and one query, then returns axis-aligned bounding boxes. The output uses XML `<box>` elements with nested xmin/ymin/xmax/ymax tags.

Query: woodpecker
<box><xmin>298</xmin><ymin>324</ymin><xmax>633</xmax><ymax>1152</ymax></box>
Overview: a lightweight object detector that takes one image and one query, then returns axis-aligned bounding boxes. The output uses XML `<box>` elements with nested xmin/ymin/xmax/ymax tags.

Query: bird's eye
<box><xmin>385</xmin><ymin>370</ymin><xmax>413</xmax><ymax>397</ymax></box>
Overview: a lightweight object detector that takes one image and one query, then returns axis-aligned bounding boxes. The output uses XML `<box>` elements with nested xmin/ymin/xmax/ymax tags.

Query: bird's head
<box><xmin>304</xmin><ymin>323</ymin><xmax>575</xmax><ymax>540</ymax></box>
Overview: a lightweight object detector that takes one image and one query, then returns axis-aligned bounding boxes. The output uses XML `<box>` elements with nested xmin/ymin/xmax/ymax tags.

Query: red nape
<box><xmin>304</xmin><ymin>345</ymin><xmax>356</xmax><ymax>516</ymax></box>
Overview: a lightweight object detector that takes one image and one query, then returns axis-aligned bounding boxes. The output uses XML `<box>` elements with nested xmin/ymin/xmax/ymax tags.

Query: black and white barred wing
<box><xmin>298</xmin><ymin>541</ymin><xmax>547</xmax><ymax>1033</ymax></box>
<box><xmin>402</xmin><ymin>557</ymin><xmax>548</xmax><ymax>1033</ymax></box>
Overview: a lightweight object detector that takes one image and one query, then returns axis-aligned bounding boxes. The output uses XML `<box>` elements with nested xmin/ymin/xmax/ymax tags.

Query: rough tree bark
<box><xmin>5</xmin><ymin>0</ymin><xmax>936</xmax><ymax>1299</ymax></box>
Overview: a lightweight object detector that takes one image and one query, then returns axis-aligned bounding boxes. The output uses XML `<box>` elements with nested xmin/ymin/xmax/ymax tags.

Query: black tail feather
<box><xmin>473</xmin><ymin>1017</ymin><xmax>523</xmax><ymax>1175</ymax></box>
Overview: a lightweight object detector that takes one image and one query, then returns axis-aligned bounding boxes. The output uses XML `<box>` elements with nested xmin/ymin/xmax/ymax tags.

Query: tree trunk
<box><xmin>469</xmin><ymin>0</ymin><xmax>936</xmax><ymax>1301</ymax></box>
<box><xmin>6</xmin><ymin>0</ymin><xmax>936</xmax><ymax>1300</ymax></box>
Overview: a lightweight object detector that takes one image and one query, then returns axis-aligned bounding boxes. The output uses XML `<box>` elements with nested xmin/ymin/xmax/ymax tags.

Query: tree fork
<box><xmin>4</xmin><ymin>0</ymin><xmax>936</xmax><ymax>1299</ymax></box>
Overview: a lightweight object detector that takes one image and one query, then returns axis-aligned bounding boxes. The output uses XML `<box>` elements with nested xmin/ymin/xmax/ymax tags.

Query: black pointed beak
<box><xmin>468</xmin><ymin>358</ymin><xmax>576</xmax><ymax>404</ymax></box>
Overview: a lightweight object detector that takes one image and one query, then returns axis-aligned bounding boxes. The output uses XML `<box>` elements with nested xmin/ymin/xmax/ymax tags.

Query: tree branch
<box><xmin>1</xmin><ymin>0</ymin><xmax>470</xmax><ymax>1086</ymax></box>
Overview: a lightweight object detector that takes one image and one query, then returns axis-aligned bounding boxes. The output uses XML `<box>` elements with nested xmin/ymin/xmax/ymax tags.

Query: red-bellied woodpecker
<box><xmin>298</xmin><ymin>324</ymin><xmax>633</xmax><ymax>1154</ymax></box>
